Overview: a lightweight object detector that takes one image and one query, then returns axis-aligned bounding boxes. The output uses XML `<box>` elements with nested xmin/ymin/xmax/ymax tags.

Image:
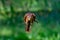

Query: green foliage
<box><xmin>0</xmin><ymin>0</ymin><xmax>60</xmax><ymax>40</ymax></box>
<box><xmin>0</xmin><ymin>0</ymin><xmax>60</xmax><ymax>12</ymax></box>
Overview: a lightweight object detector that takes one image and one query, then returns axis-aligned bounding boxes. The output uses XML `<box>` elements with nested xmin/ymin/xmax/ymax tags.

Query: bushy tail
<box><xmin>26</xmin><ymin>21</ymin><xmax>30</xmax><ymax>32</ymax></box>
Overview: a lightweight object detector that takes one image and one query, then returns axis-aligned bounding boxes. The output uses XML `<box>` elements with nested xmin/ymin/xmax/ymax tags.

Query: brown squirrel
<box><xmin>24</xmin><ymin>12</ymin><xmax>38</xmax><ymax>32</ymax></box>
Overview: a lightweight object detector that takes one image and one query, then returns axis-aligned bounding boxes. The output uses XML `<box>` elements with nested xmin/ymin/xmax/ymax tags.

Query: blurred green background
<box><xmin>0</xmin><ymin>0</ymin><xmax>60</xmax><ymax>40</ymax></box>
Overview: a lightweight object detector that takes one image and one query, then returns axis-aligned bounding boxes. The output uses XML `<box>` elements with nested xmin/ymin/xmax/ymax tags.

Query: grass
<box><xmin>0</xmin><ymin>21</ymin><xmax>60</xmax><ymax>40</ymax></box>
<box><xmin>0</xmin><ymin>11</ymin><xmax>60</xmax><ymax>40</ymax></box>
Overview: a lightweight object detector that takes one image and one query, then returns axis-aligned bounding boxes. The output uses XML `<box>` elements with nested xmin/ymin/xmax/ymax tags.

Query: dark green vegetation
<box><xmin>0</xmin><ymin>0</ymin><xmax>60</xmax><ymax>40</ymax></box>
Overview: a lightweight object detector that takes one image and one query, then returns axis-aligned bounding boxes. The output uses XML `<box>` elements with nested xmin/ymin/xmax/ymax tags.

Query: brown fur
<box><xmin>24</xmin><ymin>13</ymin><xmax>36</xmax><ymax>32</ymax></box>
